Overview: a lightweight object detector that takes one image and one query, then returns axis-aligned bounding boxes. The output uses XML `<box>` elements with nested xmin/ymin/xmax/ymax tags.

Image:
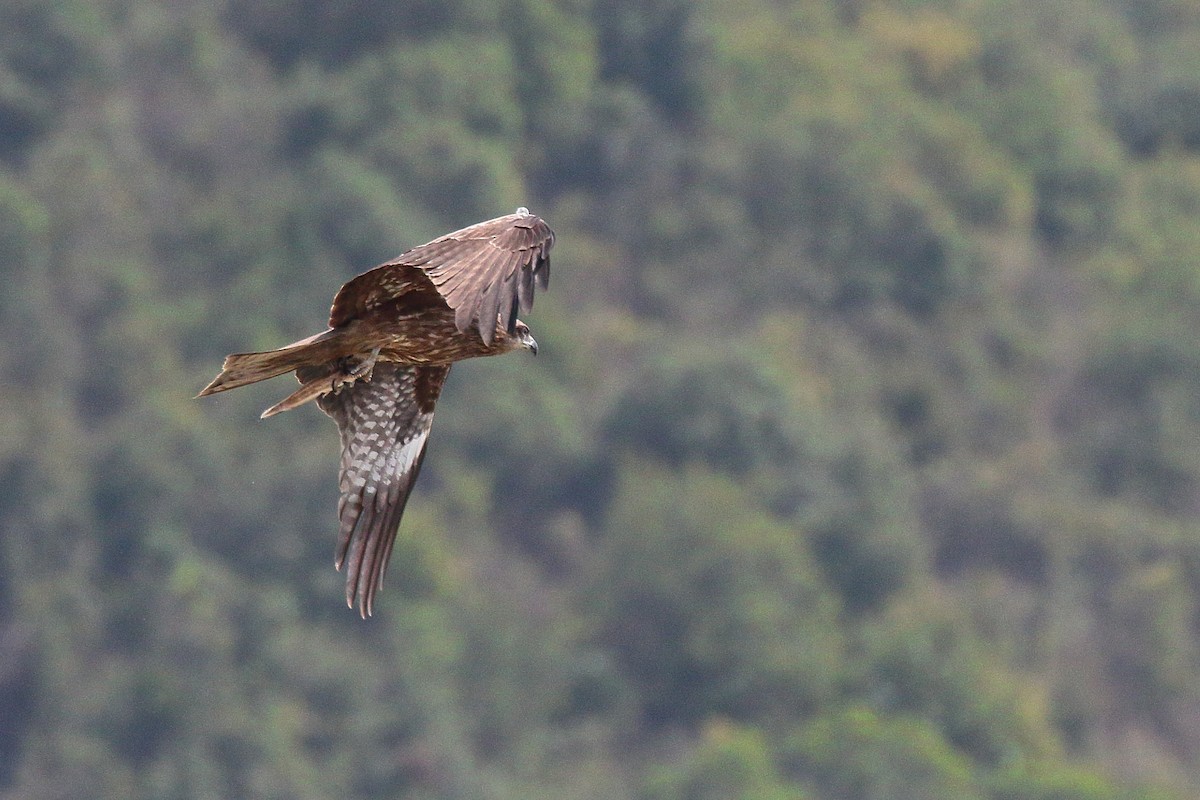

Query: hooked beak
<box><xmin>514</xmin><ymin>321</ymin><xmax>538</xmax><ymax>355</ymax></box>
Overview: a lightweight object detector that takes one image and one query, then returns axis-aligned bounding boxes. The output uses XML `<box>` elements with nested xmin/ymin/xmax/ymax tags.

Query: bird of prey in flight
<box><xmin>198</xmin><ymin>209</ymin><xmax>554</xmax><ymax>617</ymax></box>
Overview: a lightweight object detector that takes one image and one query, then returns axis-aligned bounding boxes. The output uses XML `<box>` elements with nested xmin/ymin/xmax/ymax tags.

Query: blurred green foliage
<box><xmin>1</xmin><ymin>0</ymin><xmax>1200</xmax><ymax>798</ymax></box>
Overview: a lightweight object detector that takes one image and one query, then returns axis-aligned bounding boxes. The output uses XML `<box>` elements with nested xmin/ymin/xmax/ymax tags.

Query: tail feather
<box><xmin>260</xmin><ymin>368</ymin><xmax>339</xmax><ymax>418</ymax></box>
<box><xmin>196</xmin><ymin>330</ymin><xmax>343</xmax><ymax>398</ymax></box>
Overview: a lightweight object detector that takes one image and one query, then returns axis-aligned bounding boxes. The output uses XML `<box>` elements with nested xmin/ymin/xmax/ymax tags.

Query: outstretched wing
<box><xmin>306</xmin><ymin>362</ymin><xmax>450</xmax><ymax>617</ymax></box>
<box><xmin>329</xmin><ymin>209</ymin><xmax>554</xmax><ymax>345</ymax></box>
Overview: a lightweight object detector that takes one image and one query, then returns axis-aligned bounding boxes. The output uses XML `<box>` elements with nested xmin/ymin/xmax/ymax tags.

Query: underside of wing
<box><xmin>311</xmin><ymin>362</ymin><xmax>450</xmax><ymax>617</ymax></box>
<box><xmin>328</xmin><ymin>210</ymin><xmax>553</xmax><ymax>345</ymax></box>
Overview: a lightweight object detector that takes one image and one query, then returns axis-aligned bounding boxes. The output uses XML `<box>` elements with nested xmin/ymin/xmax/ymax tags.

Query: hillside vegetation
<box><xmin>3</xmin><ymin>1</ymin><xmax>1200</xmax><ymax>798</ymax></box>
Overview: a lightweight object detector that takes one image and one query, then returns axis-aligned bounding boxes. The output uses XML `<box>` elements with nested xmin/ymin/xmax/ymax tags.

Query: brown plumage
<box><xmin>198</xmin><ymin>209</ymin><xmax>554</xmax><ymax>617</ymax></box>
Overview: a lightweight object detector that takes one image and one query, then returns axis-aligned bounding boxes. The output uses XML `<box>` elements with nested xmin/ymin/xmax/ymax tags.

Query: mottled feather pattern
<box><xmin>314</xmin><ymin>363</ymin><xmax>450</xmax><ymax>617</ymax></box>
<box><xmin>327</xmin><ymin>267</ymin><xmax>438</xmax><ymax>328</ymax></box>
<box><xmin>331</xmin><ymin>211</ymin><xmax>553</xmax><ymax>345</ymax></box>
<box><xmin>354</xmin><ymin>301</ymin><xmax>524</xmax><ymax>364</ymax></box>
<box><xmin>369</xmin><ymin>209</ymin><xmax>552</xmax><ymax>345</ymax></box>
<box><xmin>199</xmin><ymin>210</ymin><xmax>552</xmax><ymax>616</ymax></box>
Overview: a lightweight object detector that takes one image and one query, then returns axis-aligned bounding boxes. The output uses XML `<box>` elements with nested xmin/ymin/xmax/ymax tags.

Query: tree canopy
<box><xmin>3</xmin><ymin>1</ymin><xmax>1200</xmax><ymax>798</ymax></box>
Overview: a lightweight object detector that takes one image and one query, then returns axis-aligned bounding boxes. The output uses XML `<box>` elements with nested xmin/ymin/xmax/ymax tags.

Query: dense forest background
<box><xmin>2</xmin><ymin>0</ymin><xmax>1200</xmax><ymax>797</ymax></box>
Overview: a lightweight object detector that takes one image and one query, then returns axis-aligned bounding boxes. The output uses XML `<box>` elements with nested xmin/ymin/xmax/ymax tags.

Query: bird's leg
<box><xmin>332</xmin><ymin>347</ymin><xmax>381</xmax><ymax>394</ymax></box>
<box><xmin>348</xmin><ymin>346</ymin><xmax>381</xmax><ymax>380</ymax></box>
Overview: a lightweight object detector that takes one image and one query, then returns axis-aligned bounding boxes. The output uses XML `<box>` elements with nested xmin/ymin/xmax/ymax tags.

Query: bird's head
<box><xmin>513</xmin><ymin>320</ymin><xmax>538</xmax><ymax>355</ymax></box>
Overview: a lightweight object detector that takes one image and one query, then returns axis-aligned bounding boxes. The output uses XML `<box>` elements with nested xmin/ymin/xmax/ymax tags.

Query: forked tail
<box><xmin>196</xmin><ymin>330</ymin><xmax>344</xmax><ymax>398</ymax></box>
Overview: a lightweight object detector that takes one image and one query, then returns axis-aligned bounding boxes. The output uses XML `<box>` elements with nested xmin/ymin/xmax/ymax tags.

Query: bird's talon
<box><xmin>330</xmin><ymin>347</ymin><xmax>382</xmax><ymax>394</ymax></box>
<box><xmin>349</xmin><ymin>347</ymin><xmax>381</xmax><ymax>379</ymax></box>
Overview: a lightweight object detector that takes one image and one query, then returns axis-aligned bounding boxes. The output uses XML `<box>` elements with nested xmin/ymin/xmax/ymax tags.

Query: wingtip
<box><xmin>344</xmin><ymin>567</ymin><xmax>371</xmax><ymax>618</ymax></box>
<box><xmin>260</xmin><ymin>398</ymin><xmax>292</xmax><ymax>418</ymax></box>
<box><xmin>349</xmin><ymin>586</ymin><xmax>372</xmax><ymax>619</ymax></box>
<box><xmin>347</xmin><ymin>595</ymin><xmax>370</xmax><ymax>619</ymax></box>
<box><xmin>260</xmin><ymin>399</ymin><xmax>292</xmax><ymax>418</ymax></box>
